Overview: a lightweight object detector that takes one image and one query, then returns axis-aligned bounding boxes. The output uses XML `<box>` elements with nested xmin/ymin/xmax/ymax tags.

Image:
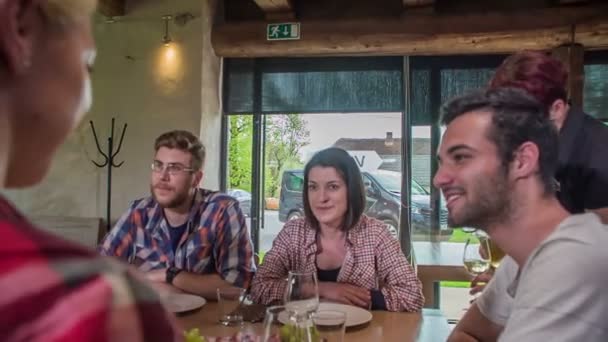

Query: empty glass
<box><xmin>284</xmin><ymin>271</ymin><xmax>319</xmax><ymax>318</ymax></box>
<box><xmin>217</xmin><ymin>287</ymin><xmax>246</xmax><ymax>326</ymax></box>
<box><xmin>312</xmin><ymin>310</ymin><xmax>346</xmax><ymax>342</ymax></box>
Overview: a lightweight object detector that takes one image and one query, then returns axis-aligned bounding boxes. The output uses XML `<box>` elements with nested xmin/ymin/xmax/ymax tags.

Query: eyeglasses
<box><xmin>151</xmin><ymin>160</ymin><xmax>195</xmax><ymax>175</ymax></box>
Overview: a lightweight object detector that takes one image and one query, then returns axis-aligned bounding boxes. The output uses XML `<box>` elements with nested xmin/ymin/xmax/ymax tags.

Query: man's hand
<box><xmin>470</xmin><ymin>269</ymin><xmax>494</xmax><ymax>296</ymax></box>
<box><xmin>146</xmin><ymin>268</ymin><xmax>168</xmax><ymax>283</ymax></box>
<box><xmin>143</xmin><ymin>268</ymin><xmax>185</xmax><ymax>295</ymax></box>
<box><xmin>318</xmin><ymin>282</ymin><xmax>371</xmax><ymax>308</ymax></box>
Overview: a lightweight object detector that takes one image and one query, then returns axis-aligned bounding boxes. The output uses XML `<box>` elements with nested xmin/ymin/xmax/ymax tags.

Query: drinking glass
<box><xmin>262</xmin><ymin>305</ymin><xmax>317</xmax><ymax>342</ymax></box>
<box><xmin>217</xmin><ymin>287</ymin><xmax>246</xmax><ymax>326</ymax></box>
<box><xmin>284</xmin><ymin>271</ymin><xmax>319</xmax><ymax>317</ymax></box>
<box><xmin>476</xmin><ymin>231</ymin><xmax>505</xmax><ymax>269</ymax></box>
<box><xmin>463</xmin><ymin>237</ymin><xmax>491</xmax><ymax>300</ymax></box>
<box><xmin>312</xmin><ymin>310</ymin><xmax>346</xmax><ymax>342</ymax></box>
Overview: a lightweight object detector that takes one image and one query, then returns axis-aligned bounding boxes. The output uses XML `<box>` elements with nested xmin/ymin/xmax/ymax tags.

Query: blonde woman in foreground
<box><xmin>0</xmin><ymin>1</ymin><xmax>179</xmax><ymax>340</ymax></box>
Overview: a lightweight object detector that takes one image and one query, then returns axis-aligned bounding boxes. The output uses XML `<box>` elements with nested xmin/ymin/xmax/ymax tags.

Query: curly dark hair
<box><xmin>441</xmin><ymin>87</ymin><xmax>559</xmax><ymax>195</ymax></box>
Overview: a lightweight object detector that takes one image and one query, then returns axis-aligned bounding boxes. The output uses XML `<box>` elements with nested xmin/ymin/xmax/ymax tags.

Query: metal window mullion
<box><xmin>429</xmin><ymin>63</ymin><xmax>442</xmax><ymax>241</ymax></box>
<box><xmin>250</xmin><ymin>61</ymin><xmax>263</xmax><ymax>254</ymax></box>
<box><xmin>400</xmin><ymin>56</ymin><xmax>413</xmax><ymax>260</ymax></box>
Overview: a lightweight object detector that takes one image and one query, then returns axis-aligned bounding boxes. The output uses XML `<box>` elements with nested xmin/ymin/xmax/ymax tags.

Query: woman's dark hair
<box><xmin>302</xmin><ymin>147</ymin><xmax>366</xmax><ymax>231</ymax></box>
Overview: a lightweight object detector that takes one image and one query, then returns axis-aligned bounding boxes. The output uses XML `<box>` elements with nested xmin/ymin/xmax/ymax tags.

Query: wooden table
<box><xmin>413</xmin><ymin>242</ymin><xmax>471</xmax><ymax>308</ymax></box>
<box><xmin>176</xmin><ymin>303</ymin><xmax>450</xmax><ymax>341</ymax></box>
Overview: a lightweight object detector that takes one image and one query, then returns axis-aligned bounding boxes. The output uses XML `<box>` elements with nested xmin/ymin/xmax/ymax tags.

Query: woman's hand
<box><xmin>318</xmin><ymin>282</ymin><xmax>371</xmax><ymax>308</ymax></box>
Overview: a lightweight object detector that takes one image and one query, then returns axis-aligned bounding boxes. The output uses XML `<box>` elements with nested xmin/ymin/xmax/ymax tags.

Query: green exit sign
<box><xmin>266</xmin><ymin>23</ymin><xmax>300</xmax><ymax>41</ymax></box>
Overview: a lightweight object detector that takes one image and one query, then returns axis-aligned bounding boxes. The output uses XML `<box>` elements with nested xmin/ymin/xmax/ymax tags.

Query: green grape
<box><xmin>183</xmin><ymin>328</ymin><xmax>206</xmax><ymax>342</ymax></box>
<box><xmin>280</xmin><ymin>324</ymin><xmax>292</xmax><ymax>342</ymax></box>
<box><xmin>309</xmin><ymin>326</ymin><xmax>320</xmax><ymax>342</ymax></box>
<box><xmin>279</xmin><ymin>324</ymin><xmax>321</xmax><ymax>342</ymax></box>
<box><xmin>294</xmin><ymin>325</ymin><xmax>301</xmax><ymax>341</ymax></box>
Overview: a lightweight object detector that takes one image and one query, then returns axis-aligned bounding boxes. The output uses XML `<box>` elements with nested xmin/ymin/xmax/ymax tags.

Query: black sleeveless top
<box><xmin>317</xmin><ymin>266</ymin><xmax>341</xmax><ymax>282</ymax></box>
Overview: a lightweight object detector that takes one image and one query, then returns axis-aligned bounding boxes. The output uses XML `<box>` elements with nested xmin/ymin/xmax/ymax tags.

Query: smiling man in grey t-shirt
<box><xmin>434</xmin><ymin>88</ymin><xmax>608</xmax><ymax>342</ymax></box>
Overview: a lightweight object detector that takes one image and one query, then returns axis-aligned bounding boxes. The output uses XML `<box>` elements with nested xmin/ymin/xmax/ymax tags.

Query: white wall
<box><xmin>4</xmin><ymin>0</ymin><xmax>209</xmax><ymax>223</ymax></box>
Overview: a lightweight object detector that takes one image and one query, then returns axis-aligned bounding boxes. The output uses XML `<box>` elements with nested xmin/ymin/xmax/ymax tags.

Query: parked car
<box><xmin>278</xmin><ymin>169</ymin><xmax>450</xmax><ymax>238</ymax></box>
<box><xmin>227</xmin><ymin>189</ymin><xmax>251</xmax><ymax>217</ymax></box>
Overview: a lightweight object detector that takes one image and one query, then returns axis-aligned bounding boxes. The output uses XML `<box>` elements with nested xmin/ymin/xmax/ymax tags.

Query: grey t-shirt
<box><xmin>476</xmin><ymin>213</ymin><xmax>608</xmax><ymax>341</ymax></box>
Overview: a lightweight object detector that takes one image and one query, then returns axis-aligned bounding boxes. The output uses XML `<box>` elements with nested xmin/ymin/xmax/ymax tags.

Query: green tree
<box><xmin>228</xmin><ymin>116</ymin><xmax>253</xmax><ymax>192</ymax></box>
<box><xmin>264</xmin><ymin>114</ymin><xmax>310</xmax><ymax>198</ymax></box>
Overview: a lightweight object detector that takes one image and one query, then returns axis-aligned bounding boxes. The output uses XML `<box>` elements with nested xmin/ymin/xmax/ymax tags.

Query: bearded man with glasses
<box><xmin>100</xmin><ymin>130</ymin><xmax>255</xmax><ymax>299</ymax></box>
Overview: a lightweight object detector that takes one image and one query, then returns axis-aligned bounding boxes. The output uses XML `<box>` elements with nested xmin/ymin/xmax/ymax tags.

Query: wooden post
<box><xmin>552</xmin><ymin>43</ymin><xmax>585</xmax><ymax>108</ymax></box>
<box><xmin>200</xmin><ymin>0</ymin><xmax>223</xmax><ymax>190</ymax></box>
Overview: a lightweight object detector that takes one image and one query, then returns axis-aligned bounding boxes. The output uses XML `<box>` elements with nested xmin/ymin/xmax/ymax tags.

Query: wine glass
<box><xmin>284</xmin><ymin>271</ymin><xmax>319</xmax><ymax>318</ymax></box>
<box><xmin>463</xmin><ymin>237</ymin><xmax>491</xmax><ymax>299</ymax></box>
<box><xmin>475</xmin><ymin>231</ymin><xmax>505</xmax><ymax>269</ymax></box>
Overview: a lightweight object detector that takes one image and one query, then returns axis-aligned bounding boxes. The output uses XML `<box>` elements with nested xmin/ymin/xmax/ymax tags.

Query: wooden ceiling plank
<box><xmin>98</xmin><ymin>0</ymin><xmax>126</xmax><ymax>17</ymax></box>
<box><xmin>402</xmin><ymin>0</ymin><xmax>435</xmax><ymax>7</ymax></box>
<box><xmin>253</xmin><ymin>0</ymin><xmax>293</xmax><ymax>13</ymax></box>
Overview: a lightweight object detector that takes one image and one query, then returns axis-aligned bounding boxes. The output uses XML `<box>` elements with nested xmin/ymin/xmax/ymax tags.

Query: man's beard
<box><xmin>448</xmin><ymin>168</ymin><xmax>512</xmax><ymax>231</ymax></box>
<box><xmin>151</xmin><ymin>184</ymin><xmax>191</xmax><ymax>209</ymax></box>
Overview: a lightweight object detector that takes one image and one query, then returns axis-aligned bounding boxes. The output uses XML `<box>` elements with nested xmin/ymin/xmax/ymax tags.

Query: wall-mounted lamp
<box><xmin>162</xmin><ymin>14</ymin><xmax>172</xmax><ymax>46</ymax></box>
<box><xmin>156</xmin><ymin>14</ymin><xmax>184</xmax><ymax>94</ymax></box>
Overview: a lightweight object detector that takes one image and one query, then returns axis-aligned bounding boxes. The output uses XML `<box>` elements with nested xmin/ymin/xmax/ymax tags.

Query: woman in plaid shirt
<box><xmin>251</xmin><ymin>148</ymin><xmax>423</xmax><ymax>312</ymax></box>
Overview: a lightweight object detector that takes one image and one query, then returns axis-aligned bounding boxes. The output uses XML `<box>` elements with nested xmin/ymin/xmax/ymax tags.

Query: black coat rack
<box><xmin>90</xmin><ymin>118</ymin><xmax>127</xmax><ymax>233</ymax></box>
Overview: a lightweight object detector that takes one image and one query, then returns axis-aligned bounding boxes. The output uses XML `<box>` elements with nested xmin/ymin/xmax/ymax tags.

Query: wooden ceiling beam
<box><xmin>402</xmin><ymin>0</ymin><xmax>434</xmax><ymax>8</ymax></box>
<box><xmin>253</xmin><ymin>0</ymin><xmax>294</xmax><ymax>20</ymax></box>
<box><xmin>98</xmin><ymin>0</ymin><xmax>126</xmax><ymax>17</ymax></box>
<box><xmin>402</xmin><ymin>0</ymin><xmax>435</xmax><ymax>15</ymax></box>
<box><xmin>212</xmin><ymin>6</ymin><xmax>608</xmax><ymax>57</ymax></box>
<box><xmin>253</xmin><ymin>0</ymin><xmax>293</xmax><ymax>12</ymax></box>
<box><xmin>558</xmin><ymin>0</ymin><xmax>590</xmax><ymax>4</ymax></box>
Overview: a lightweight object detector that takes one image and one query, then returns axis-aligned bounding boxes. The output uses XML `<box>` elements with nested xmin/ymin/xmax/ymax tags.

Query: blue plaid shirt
<box><xmin>99</xmin><ymin>188</ymin><xmax>256</xmax><ymax>288</ymax></box>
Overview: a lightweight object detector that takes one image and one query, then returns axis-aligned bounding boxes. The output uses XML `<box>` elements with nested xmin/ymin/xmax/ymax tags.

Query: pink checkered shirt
<box><xmin>250</xmin><ymin>215</ymin><xmax>424</xmax><ymax>312</ymax></box>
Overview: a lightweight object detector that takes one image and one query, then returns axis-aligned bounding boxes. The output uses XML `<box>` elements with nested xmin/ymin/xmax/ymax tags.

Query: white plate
<box><xmin>279</xmin><ymin>302</ymin><xmax>373</xmax><ymax>327</ymax></box>
<box><xmin>160</xmin><ymin>293</ymin><xmax>206</xmax><ymax>313</ymax></box>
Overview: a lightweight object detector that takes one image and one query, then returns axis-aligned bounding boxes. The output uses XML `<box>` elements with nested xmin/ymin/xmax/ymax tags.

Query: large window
<box><xmin>584</xmin><ymin>50</ymin><xmax>608</xmax><ymax>120</ymax></box>
<box><xmin>409</xmin><ymin>55</ymin><xmax>505</xmax><ymax>243</ymax></box>
<box><xmin>408</xmin><ymin>55</ymin><xmax>506</xmax><ymax>316</ymax></box>
<box><xmin>225</xmin><ymin>112</ymin><xmax>404</xmax><ymax>254</ymax></box>
<box><xmin>222</xmin><ymin>57</ymin><xmax>409</xmax><ymax>256</ymax></box>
